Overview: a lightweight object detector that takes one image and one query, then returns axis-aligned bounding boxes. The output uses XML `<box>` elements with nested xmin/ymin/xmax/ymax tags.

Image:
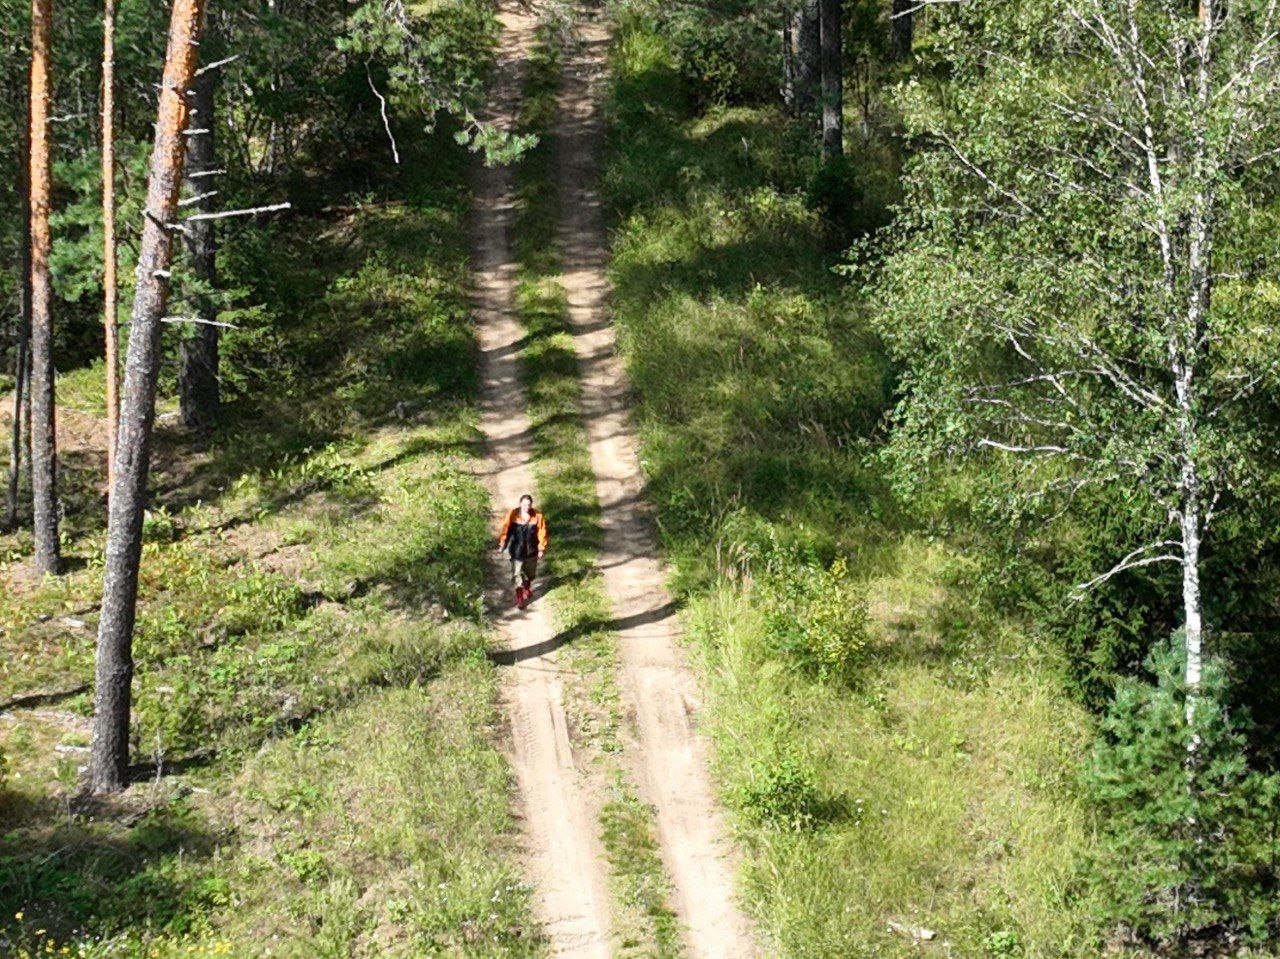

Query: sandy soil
<box><xmin>472</xmin><ymin>5</ymin><xmax>615</xmax><ymax>957</ymax></box>
<box><xmin>554</xmin><ymin>12</ymin><xmax>761</xmax><ymax>959</ymax></box>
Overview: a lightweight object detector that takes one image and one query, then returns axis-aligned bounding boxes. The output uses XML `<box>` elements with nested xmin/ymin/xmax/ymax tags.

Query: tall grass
<box><xmin>603</xmin><ymin>13</ymin><xmax>1102</xmax><ymax>957</ymax></box>
<box><xmin>0</xmin><ymin>119</ymin><xmax>539</xmax><ymax>957</ymax></box>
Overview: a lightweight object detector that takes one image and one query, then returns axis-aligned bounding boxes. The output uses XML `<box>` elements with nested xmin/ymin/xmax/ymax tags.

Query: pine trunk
<box><xmin>89</xmin><ymin>0</ymin><xmax>208</xmax><ymax>795</ymax></box>
<box><xmin>890</xmin><ymin>0</ymin><xmax>914</xmax><ymax>60</ymax></box>
<box><xmin>820</xmin><ymin>0</ymin><xmax>843</xmax><ymax>158</ymax></box>
<box><xmin>28</xmin><ymin>0</ymin><xmax>61</xmax><ymax>575</ymax></box>
<box><xmin>102</xmin><ymin>0</ymin><xmax>119</xmax><ymax>494</ymax></box>
<box><xmin>178</xmin><ymin>69</ymin><xmax>220</xmax><ymax>432</ymax></box>
<box><xmin>6</xmin><ymin>101</ymin><xmax>33</xmax><ymax>533</ymax></box>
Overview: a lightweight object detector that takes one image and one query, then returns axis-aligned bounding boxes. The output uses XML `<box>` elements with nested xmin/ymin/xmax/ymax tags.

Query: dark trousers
<box><xmin>510</xmin><ymin>554</ymin><xmax>538</xmax><ymax>587</ymax></box>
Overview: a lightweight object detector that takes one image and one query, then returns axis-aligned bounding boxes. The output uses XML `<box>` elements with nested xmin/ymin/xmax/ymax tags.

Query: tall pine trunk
<box><xmin>89</xmin><ymin>0</ymin><xmax>208</xmax><ymax>795</ymax></box>
<box><xmin>6</xmin><ymin>101</ymin><xmax>32</xmax><ymax>533</ymax></box>
<box><xmin>28</xmin><ymin>0</ymin><xmax>61</xmax><ymax>576</ymax></box>
<box><xmin>782</xmin><ymin>10</ymin><xmax>795</xmax><ymax>111</ymax></box>
<box><xmin>820</xmin><ymin>0</ymin><xmax>843</xmax><ymax>158</ymax></box>
<box><xmin>794</xmin><ymin>1</ymin><xmax>820</xmax><ymax>117</ymax></box>
<box><xmin>102</xmin><ymin>0</ymin><xmax>119</xmax><ymax>494</ymax></box>
<box><xmin>178</xmin><ymin>69</ymin><xmax>220</xmax><ymax>432</ymax></box>
<box><xmin>890</xmin><ymin>0</ymin><xmax>914</xmax><ymax>60</ymax></box>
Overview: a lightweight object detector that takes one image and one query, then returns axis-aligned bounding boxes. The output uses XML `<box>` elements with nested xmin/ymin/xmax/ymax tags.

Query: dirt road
<box><xmin>553</xmin><ymin>13</ymin><xmax>760</xmax><ymax>959</ymax></box>
<box><xmin>474</xmin><ymin>4</ymin><xmax>759</xmax><ymax>957</ymax></box>
<box><xmin>472</xmin><ymin>6</ymin><xmax>614</xmax><ymax>956</ymax></box>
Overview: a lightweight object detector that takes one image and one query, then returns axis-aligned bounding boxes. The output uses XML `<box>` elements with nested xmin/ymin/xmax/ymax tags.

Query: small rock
<box><xmin>888</xmin><ymin>921</ymin><xmax>937</xmax><ymax>942</ymax></box>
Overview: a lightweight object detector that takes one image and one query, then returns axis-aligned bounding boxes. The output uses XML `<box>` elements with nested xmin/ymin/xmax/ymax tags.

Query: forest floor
<box><xmin>0</xmin><ymin>75</ymin><xmax>541</xmax><ymax>959</ymax></box>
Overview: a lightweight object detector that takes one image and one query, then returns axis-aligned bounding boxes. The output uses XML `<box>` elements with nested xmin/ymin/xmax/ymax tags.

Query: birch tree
<box><xmin>89</xmin><ymin>0</ymin><xmax>208</xmax><ymax>794</ymax></box>
<box><xmin>872</xmin><ymin>0</ymin><xmax>1280</xmax><ymax>715</ymax></box>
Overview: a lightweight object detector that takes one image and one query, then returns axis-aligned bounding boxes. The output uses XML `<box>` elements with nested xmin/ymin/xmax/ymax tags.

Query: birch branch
<box><xmin>1071</xmin><ymin>542</ymin><xmax>1182</xmax><ymax>599</ymax></box>
<box><xmin>366</xmin><ymin>64</ymin><xmax>400</xmax><ymax>165</ymax></box>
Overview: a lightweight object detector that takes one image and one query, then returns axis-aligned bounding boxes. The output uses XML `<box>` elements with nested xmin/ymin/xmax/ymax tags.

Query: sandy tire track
<box><xmin>554</xmin><ymin>10</ymin><xmax>762</xmax><ymax>959</ymax></box>
<box><xmin>473</xmin><ymin>5</ymin><xmax>614</xmax><ymax>956</ymax></box>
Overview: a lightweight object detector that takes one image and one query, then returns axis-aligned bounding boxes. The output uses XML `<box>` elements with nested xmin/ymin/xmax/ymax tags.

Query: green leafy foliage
<box><xmin>757</xmin><ymin>547</ymin><xmax>869</xmax><ymax>685</ymax></box>
<box><xmin>606</xmin><ymin>14</ymin><xmax>1099</xmax><ymax>958</ymax></box>
<box><xmin>1085</xmin><ymin>636</ymin><xmax>1280</xmax><ymax>947</ymax></box>
<box><xmin>731</xmin><ymin>751</ymin><xmax>825</xmax><ymax>832</ymax></box>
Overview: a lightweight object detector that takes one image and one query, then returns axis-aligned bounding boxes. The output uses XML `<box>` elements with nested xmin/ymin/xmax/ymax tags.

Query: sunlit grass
<box><xmin>604</xmin><ymin>14</ymin><xmax>1100</xmax><ymax>958</ymax></box>
<box><xmin>0</xmin><ymin>118</ymin><xmax>537</xmax><ymax>957</ymax></box>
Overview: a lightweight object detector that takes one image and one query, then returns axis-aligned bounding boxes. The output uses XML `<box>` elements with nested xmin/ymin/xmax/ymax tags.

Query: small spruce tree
<box><xmin>1086</xmin><ymin>635</ymin><xmax>1280</xmax><ymax>946</ymax></box>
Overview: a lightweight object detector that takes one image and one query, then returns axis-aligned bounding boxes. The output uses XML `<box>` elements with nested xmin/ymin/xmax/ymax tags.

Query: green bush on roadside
<box><xmin>755</xmin><ymin>546</ymin><xmax>870</xmax><ymax>686</ymax></box>
<box><xmin>732</xmin><ymin>751</ymin><xmax>825</xmax><ymax>832</ymax></box>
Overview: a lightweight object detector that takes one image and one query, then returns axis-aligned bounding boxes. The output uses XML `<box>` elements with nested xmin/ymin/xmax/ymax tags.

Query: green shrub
<box><xmin>1084</xmin><ymin>634</ymin><xmax>1280</xmax><ymax>948</ymax></box>
<box><xmin>732</xmin><ymin>752</ymin><xmax>825</xmax><ymax>832</ymax></box>
<box><xmin>981</xmin><ymin>928</ymin><xmax>1023</xmax><ymax>957</ymax></box>
<box><xmin>659</xmin><ymin>5</ymin><xmax>777</xmax><ymax>107</ymax></box>
<box><xmin>756</xmin><ymin>547</ymin><xmax>870</xmax><ymax>685</ymax></box>
<box><xmin>805</xmin><ymin>154</ymin><xmax>885</xmax><ymax>242</ymax></box>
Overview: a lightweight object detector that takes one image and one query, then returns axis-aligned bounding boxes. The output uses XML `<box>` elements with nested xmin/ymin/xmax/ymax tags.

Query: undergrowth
<box><xmin>0</xmin><ymin>120</ymin><xmax>538</xmax><ymax>957</ymax></box>
<box><xmin>603</xmin><ymin>13</ymin><xmax>1102</xmax><ymax>958</ymax></box>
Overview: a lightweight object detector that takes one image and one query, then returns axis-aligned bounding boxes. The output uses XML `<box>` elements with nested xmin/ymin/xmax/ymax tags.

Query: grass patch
<box><xmin>603</xmin><ymin>13</ymin><xmax>1100</xmax><ymax>958</ymax></box>
<box><xmin>0</xmin><ymin>116</ymin><xmax>539</xmax><ymax>957</ymax></box>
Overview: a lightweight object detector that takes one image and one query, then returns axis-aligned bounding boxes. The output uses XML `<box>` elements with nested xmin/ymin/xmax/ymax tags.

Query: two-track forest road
<box><xmin>474</xmin><ymin>4</ymin><xmax>760</xmax><ymax>958</ymax></box>
<box><xmin>473</xmin><ymin>4</ymin><xmax>614</xmax><ymax>956</ymax></box>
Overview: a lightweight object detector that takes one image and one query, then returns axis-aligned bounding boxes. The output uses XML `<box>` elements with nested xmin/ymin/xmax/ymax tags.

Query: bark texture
<box><xmin>820</xmin><ymin>0</ymin><xmax>843</xmax><ymax>157</ymax></box>
<box><xmin>178</xmin><ymin>69</ymin><xmax>220</xmax><ymax>432</ymax></box>
<box><xmin>28</xmin><ymin>0</ymin><xmax>61</xmax><ymax>575</ymax></box>
<box><xmin>6</xmin><ymin>103</ymin><xmax>32</xmax><ymax>532</ymax></box>
<box><xmin>890</xmin><ymin>0</ymin><xmax>914</xmax><ymax>60</ymax></box>
<box><xmin>103</xmin><ymin>0</ymin><xmax>120</xmax><ymax>491</ymax></box>
<box><xmin>90</xmin><ymin>0</ymin><xmax>208</xmax><ymax>795</ymax></box>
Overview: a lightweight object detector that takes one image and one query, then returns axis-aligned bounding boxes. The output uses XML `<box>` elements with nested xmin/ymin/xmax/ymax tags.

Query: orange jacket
<box><xmin>497</xmin><ymin>507</ymin><xmax>548</xmax><ymax>553</ymax></box>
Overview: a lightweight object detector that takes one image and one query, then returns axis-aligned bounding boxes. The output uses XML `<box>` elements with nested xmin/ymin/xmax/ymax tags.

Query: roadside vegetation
<box><xmin>0</xmin><ymin>125</ymin><xmax>540</xmax><ymax>958</ymax></box>
<box><xmin>605</xmin><ymin>1</ymin><xmax>1280</xmax><ymax>954</ymax></box>
<box><xmin>604</xmin><ymin>12</ymin><xmax>1104</xmax><ymax>957</ymax></box>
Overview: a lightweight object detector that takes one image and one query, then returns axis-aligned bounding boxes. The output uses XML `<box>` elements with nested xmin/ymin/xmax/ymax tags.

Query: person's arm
<box><xmin>536</xmin><ymin>513</ymin><xmax>548</xmax><ymax>555</ymax></box>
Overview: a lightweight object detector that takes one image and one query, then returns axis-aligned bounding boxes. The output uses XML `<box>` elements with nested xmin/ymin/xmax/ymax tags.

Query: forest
<box><xmin>2</xmin><ymin>0</ymin><xmax>1279</xmax><ymax>956</ymax></box>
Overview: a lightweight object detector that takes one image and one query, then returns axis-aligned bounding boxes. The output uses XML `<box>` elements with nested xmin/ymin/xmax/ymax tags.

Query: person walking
<box><xmin>497</xmin><ymin>493</ymin><xmax>548</xmax><ymax>609</ymax></box>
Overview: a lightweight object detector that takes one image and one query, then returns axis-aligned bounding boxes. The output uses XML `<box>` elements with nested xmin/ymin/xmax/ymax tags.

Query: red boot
<box><xmin>514</xmin><ymin>586</ymin><xmax>526</xmax><ymax>609</ymax></box>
